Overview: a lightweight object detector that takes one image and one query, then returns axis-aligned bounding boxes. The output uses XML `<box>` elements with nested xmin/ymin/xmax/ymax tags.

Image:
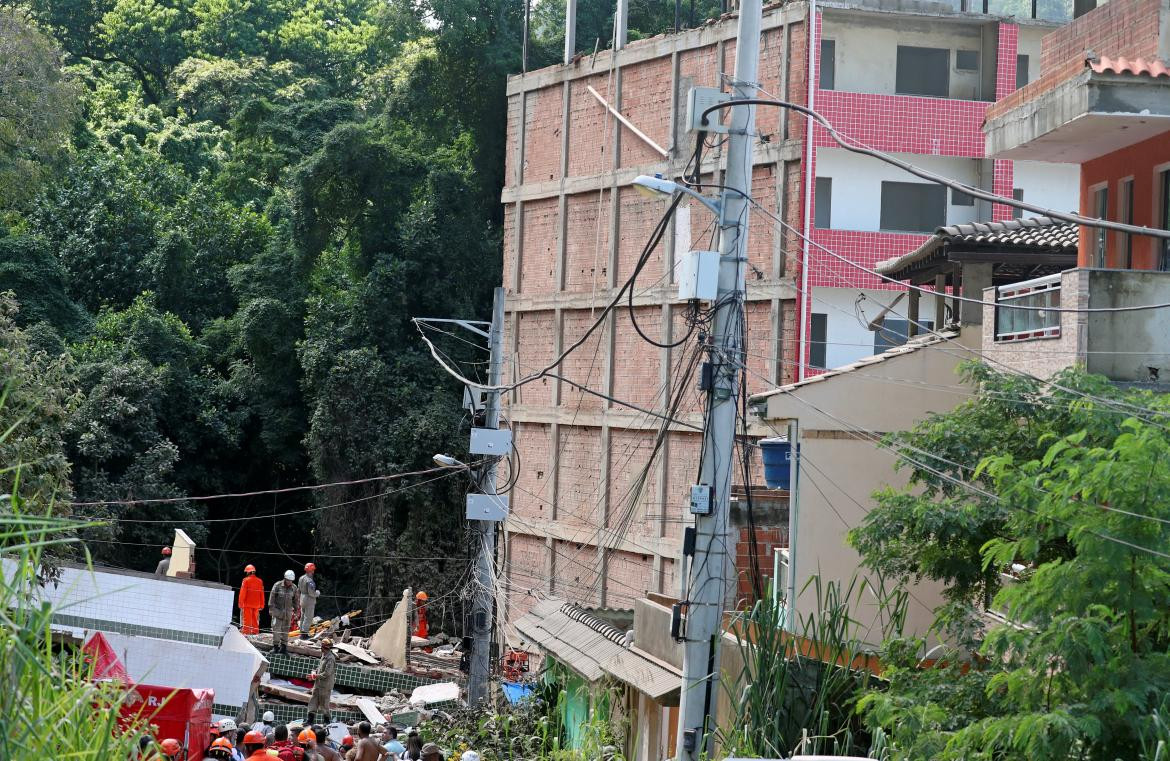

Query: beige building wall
<box><xmin>756</xmin><ymin>329</ymin><xmax>982</xmax><ymax>643</ymax></box>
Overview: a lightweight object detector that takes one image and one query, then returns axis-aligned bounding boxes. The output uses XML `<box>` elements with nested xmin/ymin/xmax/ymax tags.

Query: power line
<box><xmin>83</xmin><ymin>471</ymin><xmax>463</xmax><ymax>524</ymax></box>
<box><xmin>67</xmin><ymin>466</ymin><xmax>463</xmax><ymax>507</ymax></box>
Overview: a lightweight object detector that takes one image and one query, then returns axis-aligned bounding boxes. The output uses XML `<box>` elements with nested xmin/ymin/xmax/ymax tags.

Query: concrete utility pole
<box><xmin>675</xmin><ymin>0</ymin><xmax>761</xmax><ymax>756</ymax></box>
<box><xmin>468</xmin><ymin>286</ymin><xmax>506</xmax><ymax>705</ymax></box>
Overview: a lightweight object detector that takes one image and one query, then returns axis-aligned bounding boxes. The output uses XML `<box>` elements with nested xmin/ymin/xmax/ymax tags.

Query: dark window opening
<box><xmin>875</xmin><ymin>319</ymin><xmax>934</xmax><ymax>354</ymax></box>
<box><xmin>952</xmin><ymin>188</ymin><xmax>975</xmax><ymax>206</ymax></box>
<box><xmin>1016</xmin><ymin>54</ymin><xmax>1030</xmax><ymax>89</ymax></box>
<box><xmin>1012</xmin><ymin>188</ymin><xmax>1024</xmax><ymax>220</ymax></box>
<box><xmin>1093</xmin><ymin>186</ymin><xmax>1109</xmax><ymax>268</ymax></box>
<box><xmin>880</xmin><ymin>181</ymin><xmax>947</xmax><ymax>233</ymax></box>
<box><xmin>956</xmin><ymin>50</ymin><xmax>979</xmax><ymax>71</ymax></box>
<box><xmin>896</xmin><ymin>46</ymin><xmax>950</xmax><ymax>97</ymax></box>
<box><xmin>819</xmin><ymin>39</ymin><xmax>836</xmax><ymax>90</ymax></box>
<box><xmin>1121</xmin><ymin>178</ymin><xmax>1134</xmax><ymax>268</ymax></box>
<box><xmin>810</xmin><ymin>313</ymin><xmax>827</xmax><ymax>369</ymax></box>
<box><xmin>814</xmin><ymin>177</ymin><xmax>832</xmax><ymax>229</ymax></box>
<box><xmin>1160</xmin><ymin>171</ymin><xmax>1170</xmax><ymax>271</ymax></box>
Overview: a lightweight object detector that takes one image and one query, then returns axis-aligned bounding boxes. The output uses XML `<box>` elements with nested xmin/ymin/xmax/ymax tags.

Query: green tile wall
<box><xmin>265</xmin><ymin>652</ymin><xmax>439</xmax><ymax>694</ymax></box>
<box><xmin>52</xmin><ymin>613</ymin><xmax>222</xmax><ymax>646</ymax></box>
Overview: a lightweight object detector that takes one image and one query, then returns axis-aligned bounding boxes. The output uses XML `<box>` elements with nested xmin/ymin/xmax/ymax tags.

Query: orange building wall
<box><xmin>1078</xmin><ymin>130</ymin><xmax>1170</xmax><ymax>269</ymax></box>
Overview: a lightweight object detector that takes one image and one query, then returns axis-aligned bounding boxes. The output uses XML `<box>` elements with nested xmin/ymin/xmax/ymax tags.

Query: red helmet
<box><xmin>162</xmin><ymin>547</ymin><xmax>172</xmax><ymax>556</ymax></box>
<box><xmin>305</xmin><ymin>562</ymin><xmax>316</xmax><ymax>572</ymax></box>
<box><xmin>211</xmin><ymin>737</ymin><xmax>234</xmax><ymax>750</ymax></box>
<box><xmin>160</xmin><ymin>738</ymin><xmax>182</xmax><ymax>756</ymax></box>
<box><xmin>341</xmin><ymin>736</ymin><xmax>354</xmax><ymax>748</ymax></box>
<box><xmin>297</xmin><ymin>728</ymin><xmax>317</xmax><ymax>744</ymax></box>
<box><xmin>244</xmin><ymin>564</ymin><xmax>256</xmax><ymax>574</ymax></box>
<box><xmin>243</xmin><ymin>729</ymin><xmax>268</xmax><ymax>745</ymax></box>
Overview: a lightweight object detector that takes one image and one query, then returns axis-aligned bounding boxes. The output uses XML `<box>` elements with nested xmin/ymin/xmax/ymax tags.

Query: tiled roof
<box><xmin>749</xmin><ymin>329</ymin><xmax>961</xmax><ymax>403</ymax></box>
<box><xmin>935</xmin><ymin>216</ymin><xmax>1079</xmax><ymax>249</ymax></box>
<box><xmin>874</xmin><ymin>216</ymin><xmax>1077</xmax><ymax>277</ymax></box>
<box><xmin>514</xmin><ymin>597</ymin><xmax>680</xmax><ymax>701</ymax></box>
<box><xmin>1090</xmin><ymin>56</ymin><xmax>1170</xmax><ymax>79</ymax></box>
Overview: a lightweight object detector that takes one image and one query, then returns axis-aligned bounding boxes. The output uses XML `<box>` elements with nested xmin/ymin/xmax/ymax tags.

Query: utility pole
<box><xmin>675</xmin><ymin>0</ymin><xmax>761</xmax><ymax>756</ymax></box>
<box><xmin>468</xmin><ymin>286</ymin><xmax>506</xmax><ymax>705</ymax></box>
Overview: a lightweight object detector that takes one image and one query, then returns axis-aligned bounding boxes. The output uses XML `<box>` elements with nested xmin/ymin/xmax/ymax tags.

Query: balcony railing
<box><xmin>994</xmin><ymin>273</ymin><xmax>1061</xmax><ymax>342</ymax></box>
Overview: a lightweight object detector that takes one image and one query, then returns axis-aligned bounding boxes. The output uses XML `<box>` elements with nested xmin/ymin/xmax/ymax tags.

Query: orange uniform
<box><xmin>239</xmin><ymin>573</ymin><xmax>266</xmax><ymax>635</ymax></box>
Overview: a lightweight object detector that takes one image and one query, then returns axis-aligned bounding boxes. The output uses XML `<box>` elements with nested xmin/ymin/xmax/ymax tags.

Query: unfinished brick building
<box><xmin>499</xmin><ymin>0</ymin><xmax>1082</xmax><ymax>627</ymax></box>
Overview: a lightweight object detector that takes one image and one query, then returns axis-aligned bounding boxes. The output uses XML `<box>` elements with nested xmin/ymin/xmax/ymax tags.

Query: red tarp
<box><xmin>82</xmin><ymin>632</ymin><xmax>131</xmax><ymax>682</ymax></box>
<box><xmin>120</xmin><ymin>683</ymin><xmax>215</xmax><ymax>761</ymax></box>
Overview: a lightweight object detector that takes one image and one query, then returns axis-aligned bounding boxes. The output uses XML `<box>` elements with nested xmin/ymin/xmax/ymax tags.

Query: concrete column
<box><xmin>907</xmin><ymin>287</ymin><xmax>921</xmax><ymax>337</ymax></box>
<box><xmin>934</xmin><ymin>273</ymin><xmax>947</xmax><ymax>328</ymax></box>
<box><xmin>961</xmin><ymin>262</ymin><xmax>994</xmax><ymax>325</ymax></box>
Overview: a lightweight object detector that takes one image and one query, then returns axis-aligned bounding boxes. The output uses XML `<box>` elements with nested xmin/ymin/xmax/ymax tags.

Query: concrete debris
<box><xmin>409</xmin><ymin>682</ymin><xmax>460</xmax><ymax>707</ymax></box>
<box><xmin>333</xmin><ymin>641</ymin><xmax>379</xmax><ymax>665</ymax></box>
<box><xmin>355</xmin><ymin>697</ymin><xmax>388</xmax><ymax>725</ymax></box>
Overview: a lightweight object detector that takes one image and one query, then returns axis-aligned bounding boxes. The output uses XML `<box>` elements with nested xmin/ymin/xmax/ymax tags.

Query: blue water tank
<box><xmin>760</xmin><ymin>437</ymin><xmax>798</xmax><ymax>490</ymax></box>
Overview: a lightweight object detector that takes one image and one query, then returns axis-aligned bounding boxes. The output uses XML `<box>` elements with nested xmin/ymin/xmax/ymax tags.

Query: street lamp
<box><xmin>632</xmin><ymin>174</ymin><xmax>721</xmax><ymax>217</ymax></box>
<box><xmin>432</xmin><ymin>454</ymin><xmax>465</xmax><ymax>468</ymax></box>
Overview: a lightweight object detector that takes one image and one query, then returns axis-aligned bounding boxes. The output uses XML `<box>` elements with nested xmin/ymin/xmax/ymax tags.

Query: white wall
<box><xmin>1013</xmin><ymin>160</ymin><xmax>1080</xmax><ymax>214</ymax></box>
<box><xmin>102</xmin><ymin>628</ymin><xmax>266</xmax><ymax>707</ymax></box>
<box><xmin>812</xmin><ymin>286</ymin><xmax>942</xmax><ymax>370</ymax></box>
<box><xmin>1016</xmin><ymin>26</ymin><xmax>1046</xmax><ymax>87</ymax></box>
<box><xmin>16</xmin><ymin>563</ymin><xmax>234</xmax><ymax>638</ymax></box>
<box><xmin>822</xmin><ymin>14</ymin><xmax>988</xmax><ymax>99</ymax></box>
<box><xmin>815</xmin><ymin>149</ymin><xmax>983</xmax><ymax>232</ymax></box>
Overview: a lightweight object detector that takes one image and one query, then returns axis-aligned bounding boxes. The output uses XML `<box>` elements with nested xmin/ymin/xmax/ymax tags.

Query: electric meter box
<box><xmin>470</xmin><ymin>427</ymin><xmax>512</xmax><ymax>456</ymax></box>
<box><xmin>678</xmin><ymin>250</ymin><xmax>720</xmax><ymax>301</ymax></box>
<box><xmin>689</xmin><ymin>484</ymin><xmax>713</xmax><ymax>515</ymax></box>
<box><xmin>686</xmin><ymin>87</ymin><xmax>731</xmax><ymax>133</ymax></box>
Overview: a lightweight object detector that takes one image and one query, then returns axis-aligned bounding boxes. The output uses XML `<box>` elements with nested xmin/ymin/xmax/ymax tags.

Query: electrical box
<box><xmin>470</xmin><ymin>427</ymin><xmax>513</xmax><ymax>456</ymax></box>
<box><xmin>463</xmin><ymin>386</ymin><xmax>485</xmax><ymax>413</ymax></box>
<box><xmin>466</xmin><ymin>493</ymin><xmax>509</xmax><ymax>521</ymax></box>
<box><xmin>690</xmin><ymin>484</ymin><xmax>713</xmax><ymax>515</ymax></box>
<box><xmin>678</xmin><ymin>250</ymin><xmax>719</xmax><ymax>301</ymax></box>
<box><xmin>686</xmin><ymin>87</ymin><xmax>731</xmax><ymax>134</ymax></box>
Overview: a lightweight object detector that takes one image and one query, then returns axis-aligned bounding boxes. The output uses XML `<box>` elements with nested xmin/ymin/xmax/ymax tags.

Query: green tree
<box><xmin>0</xmin><ymin>10</ymin><xmax>78</xmax><ymax>214</ymax></box>
<box><xmin>856</xmin><ymin>368</ymin><xmax>1170</xmax><ymax>761</ymax></box>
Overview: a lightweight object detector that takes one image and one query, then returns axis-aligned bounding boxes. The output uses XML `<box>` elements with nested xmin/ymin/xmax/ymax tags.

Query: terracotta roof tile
<box><xmin>1090</xmin><ymin>56</ymin><xmax>1170</xmax><ymax>79</ymax></box>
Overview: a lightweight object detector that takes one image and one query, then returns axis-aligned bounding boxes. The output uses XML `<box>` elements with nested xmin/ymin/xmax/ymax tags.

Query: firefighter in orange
<box><xmin>238</xmin><ymin>564</ymin><xmax>265</xmax><ymax>635</ymax></box>
<box><xmin>413</xmin><ymin>590</ymin><xmax>429</xmax><ymax>639</ymax></box>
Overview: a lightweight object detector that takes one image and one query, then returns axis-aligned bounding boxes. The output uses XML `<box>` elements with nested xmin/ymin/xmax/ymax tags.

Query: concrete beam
<box><xmin>500</xmin><ymin>141</ymin><xmax>802</xmax><ymax>203</ymax></box>
<box><xmin>505</xmin><ymin>279</ymin><xmax>797</xmax><ymax>312</ymax></box>
<box><xmin>505</xmin><ymin>516</ymin><xmax>680</xmax><ymax>558</ymax></box>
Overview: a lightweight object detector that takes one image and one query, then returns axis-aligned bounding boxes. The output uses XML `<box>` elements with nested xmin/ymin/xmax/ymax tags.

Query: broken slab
<box><xmin>369</xmin><ymin>589</ymin><xmax>410</xmax><ymax>668</ymax></box>
<box><xmin>334</xmin><ymin>642</ymin><xmax>379</xmax><ymax>665</ymax></box>
<box><xmin>355</xmin><ymin>697</ymin><xmax>388</xmax><ymax>725</ymax></box>
<box><xmin>409</xmin><ymin>681</ymin><xmax>460</xmax><ymax>707</ymax></box>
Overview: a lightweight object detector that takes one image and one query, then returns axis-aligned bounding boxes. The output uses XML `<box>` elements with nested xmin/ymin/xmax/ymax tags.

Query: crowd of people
<box><xmin>140</xmin><ymin>716</ymin><xmax>481</xmax><ymax>761</ymax></box>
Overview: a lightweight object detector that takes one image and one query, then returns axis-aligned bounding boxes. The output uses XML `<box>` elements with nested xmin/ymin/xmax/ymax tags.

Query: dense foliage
<box><xmin>0</xmin><ymin>0</ymin><xmax>728</xmax><ymax>625</ymax></box>
<box><xmin>851</xmin><ymin>365</ymin><xmax>1170</xmax><ymax>760</ymax></box>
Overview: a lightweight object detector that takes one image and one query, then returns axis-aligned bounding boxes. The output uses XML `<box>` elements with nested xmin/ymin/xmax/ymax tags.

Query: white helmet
<box><xmin>461</xmin><ymin>752</ymin><xmax>481</xmax><ymax>761</ymax></box>
<box><xmin>262</xmin><ymin>711</ymin><xmax>275</xmax><ymax>723</ymax></box>
<box><xmin>217</xmin><ymin>719</ymin><xmax>237</xmax><ymax>733</ymax></box>
<box><xmin>284</xmin><ymin>570</ymin><xmax>295</xmax><ymax>581</ymax></box>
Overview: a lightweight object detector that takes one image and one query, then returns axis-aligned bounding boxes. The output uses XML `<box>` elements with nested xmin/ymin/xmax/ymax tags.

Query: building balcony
<box><xmin>982</xmin><ymin>268</ymin><xmax>1170</xmax><ymax>381</ymax></box>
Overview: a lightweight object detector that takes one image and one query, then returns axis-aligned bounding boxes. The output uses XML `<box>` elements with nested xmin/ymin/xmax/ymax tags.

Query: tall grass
<box><xmin>717</xmin><ymin>574</ymin><xmax>907</xmax><ymax>759</ymax></box>
<box><xmin>0</xmin><ymin>473</ymin><xmax>146</xmax><ymax>758</ymax></box>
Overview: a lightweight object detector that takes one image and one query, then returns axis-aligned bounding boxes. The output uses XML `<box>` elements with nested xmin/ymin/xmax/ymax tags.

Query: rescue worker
<box><xmin>159</xmin><ymin>738</ymin><xmax>183</xmax><ymax>760</ymax></box>
<box><xmin>297</xmin><ymin>563</ymin><xmax>320</xmax><ymax>639</ymax></box>
<box><xmin>269</xmin><ymin>570</ymin><xmax>297</xmax><ymax>654</ymax></box>
<box><xmin>306</xmin><ymin>637</ymin><xmax>336</xmax><ymax>725</ymax></box>
<box><xmin>241</xmin><ymin>729</ymin><xmax>270</xmax><ymax>761</ymax></box>
<box><xmin>155</xmin><ymin>547</ymin><xmax>172</xmax><ymax>577</ymax></box>
<box><xmin>297</xmin><ymin>728</ymin><xmax>322</xmax><ymax>761</ymax></box>
<box><xmin>251</xmin><ymin>710</ymin><xmax>276</xmax><ymax>740</ymax></box>
<box><xmin>412</xmin><ymin>591</ymin><xmax>428</xmax><ymax>639</ymax></box>
<box><xmin>239</xmin><ymin>564</ymin><xmax>265</xmax><ymax>635</ymax></box>
<box><xmin>208</xmin><ymin>737</ymin><xmax>236</xmax><ymax>761</ymax></box>
<box><xmin>270</xmin><ymin>725</ymin><xmax>303</xmax><ymax>761</ymax></box>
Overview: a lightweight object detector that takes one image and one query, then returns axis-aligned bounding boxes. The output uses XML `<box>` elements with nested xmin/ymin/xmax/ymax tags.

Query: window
<box><xmin>1092</xmin><ymin>185</ymin><xmax>1108</xmax><ymax>267</ymax></box>
<box><xmin>819</xmin><ymin>39</ymin><xmax>836</xmax><ymax>90</ymax></box>
<box><xmin>814</xmin><ymin>177</ymin><xmax>832</xmax><ymax>229</ymax></box>
<box><xmin>1012</xmin><ymin>188</ymin><xmax>1024</xmax><ymax>220</ymax></box>
<box><xmin>1016</xmin><ymin>54</ymin><xmax>1030</xmax><ymax>89</ymax></box>
<box><xmin>1120</xmin><ymin>178</ymin><xmax>1134</xmax><ymax>268</ymax></box>
<box><xmin>895</xmin><ymin>46</ymin><xmax>950</xmax><ymax>97</ymax></box>
<box><xmin>1161</xmin><ymin>170</ymin><xmax>1170</xmax><ymax>271</ymax></box>
<box><xmin>951</xmin><ymin>188</ymin><xmax>975</xmax><ymax>206</ymax></box>
<box><xmin>880</xmin><ymin>181</ymin><xmax>947</xmax><ymax>233</ymax></box>
<box><xmin>995</xmin><ymin>274</ymin><xmax>1061</xmax><ymax>341</ymax></box>
<box><xmin>955</xmin><ymin>50</ymin><xmax>979</xmax><ymax>71</ymax></box>
<box><xmin>810</xmin><ymin>313</ymin><xmax>827</xmax><ymax>369</ymax></box>
<box><xmin>874</xmin><ymin>319</ymin><xmax>933</xmax><ymax>354</ymax></box>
